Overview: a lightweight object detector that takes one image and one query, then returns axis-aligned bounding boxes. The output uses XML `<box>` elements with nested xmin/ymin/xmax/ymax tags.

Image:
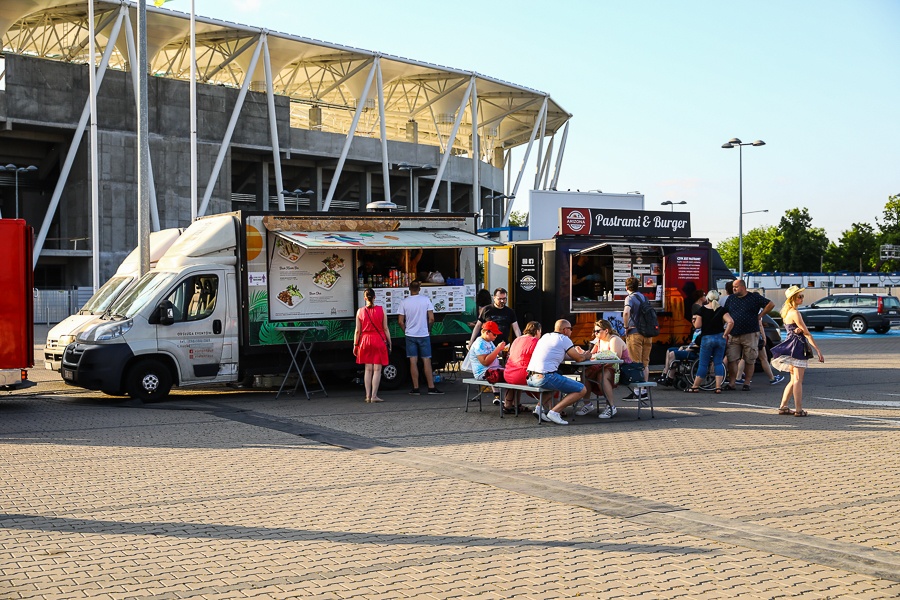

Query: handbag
<box><xmin>484</xmin><ymin>367</ymin><xmax>505</xmax><ymax>384</ymax></box>
<box><xmin>364</xmin><ymin>307</ymin><xmax>390</xmax><ymax>348</ymax></box>
<box><xmin>802</xmin><ymin>336</ymin><xmax>815</xmax><ymax>360</ymax></box>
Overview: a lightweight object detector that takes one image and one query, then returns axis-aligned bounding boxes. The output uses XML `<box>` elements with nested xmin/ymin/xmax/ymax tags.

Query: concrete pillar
<box><xmin>256</xmin><ymin>162</ymin><xmax>269</xmax><ymax>210</ymax></box>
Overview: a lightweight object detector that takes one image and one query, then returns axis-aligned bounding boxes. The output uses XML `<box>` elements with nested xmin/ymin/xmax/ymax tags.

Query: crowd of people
<box><xmin>354</xmin><ymin>277</ymin><xmax>825</xmax><ymax>422</ymax></box>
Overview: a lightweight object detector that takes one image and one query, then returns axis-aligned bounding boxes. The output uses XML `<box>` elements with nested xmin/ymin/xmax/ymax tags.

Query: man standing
<box><xmin>622</xmin><ymin>276</ymin><xmax>654</xmax><ymax>398</ymax></box>
<box><xmin>526</xmin><ymin>319</ymin><xmax>592</xmax><ymax>425</ymax></box>
<box><xmin>398</xmin><ymin>280</ymin><xmax>443</xmax><ymax>395</ymax></box>
<box><xmin>469</xmin><ymin>287</ymin><xmax>522</xmax><ymax>345</ymax></box>
<box><xmin>724</xmin><ymin>279</ymin><xmax>774</xmax><ymax>391</ymax></box>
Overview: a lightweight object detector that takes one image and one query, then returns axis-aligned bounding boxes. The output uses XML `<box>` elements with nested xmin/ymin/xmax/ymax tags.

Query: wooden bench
<box><xmin>462</xmin><ymin>378</ymin><xmax>554</xmax><ymax>419</ymax></box>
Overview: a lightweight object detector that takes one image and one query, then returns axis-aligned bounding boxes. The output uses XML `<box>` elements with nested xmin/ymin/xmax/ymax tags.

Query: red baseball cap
<box><xmin>482</xmin><ymin>321</ymin><xmax>501</xmax><ymax>335</ymax></box>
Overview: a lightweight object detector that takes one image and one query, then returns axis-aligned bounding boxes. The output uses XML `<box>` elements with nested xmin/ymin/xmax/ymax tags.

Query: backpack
<box><xmin>634</xmin><ymin>293</ymin><xmax>660</xmax><ymax>338</ymax></box>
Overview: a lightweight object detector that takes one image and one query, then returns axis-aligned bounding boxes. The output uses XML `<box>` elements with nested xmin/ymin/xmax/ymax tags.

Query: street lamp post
<box><xmin>1</xmin><ymin>164</ymin><xmax>38</xmax><ymax>219</ymax></box>
<box><xmin>484</xmin><ymin>192</ymin><xmax>514</xmax><ymax>227</ymax></box>
<box><xmin>721</xmin><ymin>138</ymin><xmax>766</xmax><ymax>278</ymax></box>
<box><xmin>280</xmin><ymin>188</ymin><xmax>315</xmax><ymax>211</ymax></box>
<box><xmin>397</xmin><ymin>162</ymin><xmax>434</xmax><ymax>211</ymax></box>
<box><xmin>660</xmin><ymin>200</ymin><xmax>686</xmax><ymax>212</ymax></box>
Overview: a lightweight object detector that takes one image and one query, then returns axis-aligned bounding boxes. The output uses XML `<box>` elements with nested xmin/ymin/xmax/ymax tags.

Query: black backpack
<box><xmin>634</xmin><ymin>293</ymin><xmax>660</xmax><ymax>338</ymax></box>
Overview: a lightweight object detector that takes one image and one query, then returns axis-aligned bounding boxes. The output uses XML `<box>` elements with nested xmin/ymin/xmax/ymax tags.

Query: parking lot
<box><xmin>1</xmin><ymin>327</ymin><xmax>899</xmax><ymax>598</ymax></box>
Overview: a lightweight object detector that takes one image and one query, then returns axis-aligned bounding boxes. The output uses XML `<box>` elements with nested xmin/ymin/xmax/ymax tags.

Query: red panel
<box><xmin>0</xmin><ymin>220</ymin><xmax>34</xmax><ymax>369</ymax></box>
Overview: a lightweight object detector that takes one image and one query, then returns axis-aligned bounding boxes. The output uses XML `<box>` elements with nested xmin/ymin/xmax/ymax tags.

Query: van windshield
<box><xmin>107</xmin><ymin>271</ymin><xmax>177</xmax><ymax>318</ymax></box>
<box><xmin>80</xmin><ymin>276</ymin><xmax>134</xmax><ymax>314</ymax></box>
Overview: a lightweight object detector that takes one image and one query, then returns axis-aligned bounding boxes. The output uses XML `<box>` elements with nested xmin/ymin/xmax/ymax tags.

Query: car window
<box><xmin>884</xmin><ymin>296</ymin><xmax>900</xmax><ymax>309</ymax></box>
<box><xmin>856</xmin><ymin>297</ymin><xmax>876</xmax><ymax>308</ymax></box>
<box><xmin>834</xmin><ymin>297</ymin><xmax>854</xmax><ymax>307</ymax></box>
<box><xmin>813</xmin><ymin>297</ymin><xmax>834</xmax><ymax>307</ymax></box>
<box><xmin>165</xmin><ymin>275</ymin><xmax>219</xmax><ymax>322</ymax></box>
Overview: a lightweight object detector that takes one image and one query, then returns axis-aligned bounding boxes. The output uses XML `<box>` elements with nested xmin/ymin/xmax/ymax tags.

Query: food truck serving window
<box><xmin>570</xmin><ymin>242</ymin><xmax>678</xmax><ymax>311</ymax></box>
<box><xmin>272</xmin><ymin>229</ymin><xmax>498</xmax><ymax>249</ymax></box>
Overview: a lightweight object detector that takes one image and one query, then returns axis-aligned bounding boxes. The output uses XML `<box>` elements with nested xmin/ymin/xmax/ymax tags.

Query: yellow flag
<box><xmin>153</xmin><ymin>0</ymin><xmax>173</xmax><ymax>7</ymax></box>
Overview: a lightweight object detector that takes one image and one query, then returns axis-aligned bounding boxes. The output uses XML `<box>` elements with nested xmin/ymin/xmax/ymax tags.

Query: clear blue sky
<box><xmin>190</xmin><ymin>0</ymin><xmax>899</xmax><ymax>246</ymax></box>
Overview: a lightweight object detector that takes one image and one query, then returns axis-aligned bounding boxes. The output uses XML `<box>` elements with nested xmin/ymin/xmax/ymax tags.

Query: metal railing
<box><xmin>33</xmin><ymin>288</ymin><xmax>91</xmax><ymax>324</ymax></box>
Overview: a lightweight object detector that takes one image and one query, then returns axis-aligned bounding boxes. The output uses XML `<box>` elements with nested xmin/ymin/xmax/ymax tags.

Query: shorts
<box><xmin>726</xmin><ymin>332</ymin><xmax>759</xmax><ymax>365</ymax></box>
<box><xmin>526</xmin><ymin>371</ymin><xmax>585</xmax><ymax>395</ymax></box>
<box><xmin>626</xmin><ymin>333</ymin><xmax>653</xmax><ymax>366</ymax></box>
<box><xmin>405</xmin><ymin>336</ymin><xmax>432</xmax><ymax>359</ymax></box>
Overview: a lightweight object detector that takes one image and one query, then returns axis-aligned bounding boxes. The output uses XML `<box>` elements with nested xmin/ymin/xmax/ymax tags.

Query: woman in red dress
<box><xmin>353</xmin><ymin>288</ymin><xmax>391</xmax><ymax>403</ymax></box>
<box><xmin>502</xmin><ymin>321</ymin><xmax>542</xmax><ymax>412</ymax></box>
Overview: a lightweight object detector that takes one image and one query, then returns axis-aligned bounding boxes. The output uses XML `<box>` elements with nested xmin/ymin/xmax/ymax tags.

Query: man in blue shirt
<box><xmin>724</xmin><ymin>279</ymin><xmax>774</xmax><ymax>391</ymax></box>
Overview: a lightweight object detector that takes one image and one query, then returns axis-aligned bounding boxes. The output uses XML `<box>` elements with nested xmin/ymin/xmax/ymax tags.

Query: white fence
<box><xmin>33</xmin><ymin>288</ymin><xmax>93</xmax><ymax>324</ymax></box>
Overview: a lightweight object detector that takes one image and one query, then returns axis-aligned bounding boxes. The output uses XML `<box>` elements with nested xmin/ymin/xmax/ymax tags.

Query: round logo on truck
<box><xmin>566</xmin><ymin>210</ymin><xmax>588</xmax><ymax>233</ymax></box>
<box><xmin>519</xmin><ymin>275</ymin><xmax>537</xmax><ymax>292</ymax></box>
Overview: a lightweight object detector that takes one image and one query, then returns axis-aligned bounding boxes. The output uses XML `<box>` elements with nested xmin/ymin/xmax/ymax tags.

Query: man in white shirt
<box><xmin>526</xmin><ymin>319</ymin><xmax>591</xmax><ymax>425</ymax></box>
<box><xmin>398</xmin><ymin>280</ymin><xmax>443</xmax><ymax>395</ymax></box>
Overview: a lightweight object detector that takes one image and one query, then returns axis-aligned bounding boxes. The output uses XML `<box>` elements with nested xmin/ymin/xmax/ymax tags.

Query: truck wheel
<box><xmin>126</xmin><ymin>359</ymin><xmax>173</xmax><ymax>402</ymax></box>
<box><xmin>850</xmin><ymin>317</ymin><xmax>868</xmax><ymax>334</ymax></box>
<box><xmin>380</xmin><ymin>353</ymin><xmax>409</xmax><ymax>391</ymax></box>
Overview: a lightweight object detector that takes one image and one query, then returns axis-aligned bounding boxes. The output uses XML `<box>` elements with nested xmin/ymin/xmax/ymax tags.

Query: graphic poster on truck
<box><xmin>267</xmin><ymin>236</ymin><xmax>354</xmax><ymax>320</ymax></box>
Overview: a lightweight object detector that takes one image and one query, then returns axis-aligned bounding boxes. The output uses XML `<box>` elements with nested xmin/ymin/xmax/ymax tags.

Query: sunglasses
<box><xmin>594</xmin><ymin>329</ymin><xmax>602</xmax><ymax>333</ymax></box>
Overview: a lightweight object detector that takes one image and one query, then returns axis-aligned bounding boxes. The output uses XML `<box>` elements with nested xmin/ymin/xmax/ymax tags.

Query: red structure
<box><xmin>0</xmin><ymin>219</ymin><xmax>34</xmax><ymax>386</ymax></box>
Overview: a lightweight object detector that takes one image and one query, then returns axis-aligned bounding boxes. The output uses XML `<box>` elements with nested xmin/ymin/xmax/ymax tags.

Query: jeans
<box><xmin>697</xmin><ymin>334</ymin><xmax>726</xmax><ymax>378</ymax></box>
<box><xmin>526</xmin><ymin>371</ymin><xmax>585</xmax><ymax>395</ymax></box>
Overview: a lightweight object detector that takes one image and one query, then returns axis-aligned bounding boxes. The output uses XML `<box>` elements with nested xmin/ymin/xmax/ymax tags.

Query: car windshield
<box><xmin>106</xmin><ymin>271</ymin><xmax>177</xmax><ymax>318</ymax></box>
<box><xmin>80</xmin><ymin>276</ymin><xmax>134</xmax><ymax>314</ymax></box>
<box><xmin>813</xmin><ymin>297</ymin><xmax>834</xmax><ymax>307</ymax></box>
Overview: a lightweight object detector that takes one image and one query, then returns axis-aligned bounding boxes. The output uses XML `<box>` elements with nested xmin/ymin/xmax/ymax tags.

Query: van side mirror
<box><xmin>156</xmin><ymin>301</ymin><xmax>175</xmax><ymax>325</ymax></box>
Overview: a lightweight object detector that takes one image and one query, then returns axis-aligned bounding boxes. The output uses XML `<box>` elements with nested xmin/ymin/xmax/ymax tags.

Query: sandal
<box><xmin>742</xmin><ymin>384</ymin><xmax>751</xmax><ymax>391</ymax></box>
<box><xmin>714</xmin><ymin>388</ymin><xmax>722</xmax><ymax>394</ymax></box>
<box><xmin>722</xmin><ymin>384</ymin><xmax>736</xmax><ymax>391</ymax></box>
<box><xmin>777</xmin><ymin>407</ymin><xmax>794</xmax><ymax>415</ymax></box>
<box><xmin>684</xmin><ymin>387</ymin><xmax>701</xmax><ymax>393</ymax></box>
<box><xmin>502</xmin><ymin>405</ymin><xmax>517</xmax><ymax>414</ymax></box>
<box><xmin>794</xmin><ymin>409</ymin><xmax>808</xmax><ymax>417</ymax></box>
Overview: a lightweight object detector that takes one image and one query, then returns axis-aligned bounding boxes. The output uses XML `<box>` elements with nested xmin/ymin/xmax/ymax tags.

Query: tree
<box><xmin>824</xmin><ymin>223</ymin><xmax>878</xmax><ymax>271</ymax></box>
<box><xmin>715</xmin><ymin>226</ymin><xmax>779</xmax><ymax>272</ymax></box>
<box><xmin>769</xmin><ymin>208</ymin><xmax>830</xmax><ymax>272</ymax></box>
<box><xmin>508</xmin><ymin>210</ymin><xmax>528</xmax><ymax>227</ymax></box>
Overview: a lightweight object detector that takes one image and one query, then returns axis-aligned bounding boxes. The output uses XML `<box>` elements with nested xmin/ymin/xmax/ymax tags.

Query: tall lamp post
<box><xmin>722</xmin><ymin>138</ymin><xmax>765</xmax><ymax>277</ymax></box>
<box><xmin>280</xmin><ymin>189</ymin><xmax>315</xmax><ymax>211</ymax></box>
<box><xmin>397</xmin><ymin>162</ymin><xmax>434</xmax><ymax>211</ymax></box>
<box><xmin>660</xmin><ymin>200</ymin><xmax>686</xmax><ymax>212</ymax></box>
<box><xmin>1</xmin><ymin>164</ymin><xmax>38</xmax><ymax>219</ymax></box>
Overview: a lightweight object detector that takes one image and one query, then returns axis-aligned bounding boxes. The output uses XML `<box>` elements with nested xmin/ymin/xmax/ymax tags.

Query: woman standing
<box><xmin>770</xmin><ymin>286</ymin><xmax>825</xmax><ymax>417</ymax></box>
<box><xmin>353</xmin><ymin>287</ymin><xmax>391</xmax><ymax>403</ymax></box>
<box><xmin>686</xmin><ymin>290</ymin><xmax>734</xmax><ymax>393</ymax></box>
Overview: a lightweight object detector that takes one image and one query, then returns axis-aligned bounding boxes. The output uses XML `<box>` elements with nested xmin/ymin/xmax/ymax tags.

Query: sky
<box><xmin>180</xmin><ymin>0</ymin><xmax>898</xmax><ymax>246</ymax></box>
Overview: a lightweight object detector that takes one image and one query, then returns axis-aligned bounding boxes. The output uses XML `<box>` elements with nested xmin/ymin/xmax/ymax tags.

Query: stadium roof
<box><xmin>0</xmin><ymin>0</ymin><xmax>572</xmax><ymax>159</ymax></box>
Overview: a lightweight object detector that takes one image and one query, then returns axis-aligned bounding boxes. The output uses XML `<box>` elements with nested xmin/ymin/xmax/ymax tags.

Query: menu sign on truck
<box><xmin>561</xmin><ymin>207</ymin><xmax>691</xmax><ymax>237</ymax></box>
<box><xmin>267</xmin><ymin>237</ymin><xmax>354</xmax><ymax>320</ymax></box>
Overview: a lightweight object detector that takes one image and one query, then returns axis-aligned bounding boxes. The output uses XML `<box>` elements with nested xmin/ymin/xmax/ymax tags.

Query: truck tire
<box><xmin>850</xmin><ymin>316</ymin><xmax>868</xmax><ymax>335</ymax></box>
<box><xmin>379</xmin><ymin>352</ymin><xmax>409</xmax><ymax>391</ymax></box>
<box><xmin>126</xmin><ymin>359</ymin><xmax>173</xmax><ymax>402</ymax></box>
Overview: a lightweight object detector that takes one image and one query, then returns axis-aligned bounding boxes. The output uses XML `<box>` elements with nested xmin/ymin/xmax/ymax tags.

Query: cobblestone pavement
<box><xmin>1</xmin><ymin>328</ymin><xmax>899</xmax><ymax>598</ymax></box>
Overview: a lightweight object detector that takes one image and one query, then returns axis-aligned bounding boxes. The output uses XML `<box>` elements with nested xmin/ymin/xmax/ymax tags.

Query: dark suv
<box><xmin>798</xmin><ymin>293</ymin><xmax>900</xmax><ymax>334</ymax></box>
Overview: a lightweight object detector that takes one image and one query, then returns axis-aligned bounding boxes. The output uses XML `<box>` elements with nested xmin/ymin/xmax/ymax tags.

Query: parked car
<box><xmin>797</xmin><ymin>293</ymin><xmax>900</xmax><ymax>334</ymax></box>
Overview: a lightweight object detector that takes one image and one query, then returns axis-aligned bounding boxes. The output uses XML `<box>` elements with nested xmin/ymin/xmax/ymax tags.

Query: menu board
<box><xmin>610</xmin><ymin>245</ymin><xmax>662</xmax><ymax>301</ymax></box>
<box><xmin>359</xmin><ymin>285</ymin><xmax>467</xmax><ymax>316</ymax></box>
<box><xmin>268</xmin><ymin>237</ymin><xmax>354</xmax><ymax>320</ymax></box>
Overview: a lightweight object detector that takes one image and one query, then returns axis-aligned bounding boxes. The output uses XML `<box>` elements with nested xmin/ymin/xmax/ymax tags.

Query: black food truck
<box><xmin>501</xmin><ymin>207</ymin><xmax>733</xmax><ymax>362</ymax></box>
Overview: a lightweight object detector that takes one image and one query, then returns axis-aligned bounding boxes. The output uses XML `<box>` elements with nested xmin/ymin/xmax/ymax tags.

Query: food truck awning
<box><xmin>575</xmin><ymin>241</ymin><xmax>701</xmax><ymax>255</ymax></box>
<box><xmin>273</xmin><ymin>229</ymin><xmax>501</xmax><ymax>249</ymax></box>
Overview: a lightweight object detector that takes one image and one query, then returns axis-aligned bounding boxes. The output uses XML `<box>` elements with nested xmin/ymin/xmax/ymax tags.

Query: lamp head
<box><xmin>728</xmin><ymin>138</ymin><xmax>742</xmax><ymax>145</ymax></box>
<box><xmin>751</xmin><ymin>140</ymin><xmax>766</xmax><ymax>146</ymax></box>
<box><xmin>721</xmin><ymin>143</ymin><xmax>734</xmax><ymax>149</ymax></box>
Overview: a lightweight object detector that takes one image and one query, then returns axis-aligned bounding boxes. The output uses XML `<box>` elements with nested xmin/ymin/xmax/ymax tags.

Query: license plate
<box><xmin>62</xmin><ymin>368</ymin><xmax>74</xmax><ymax>381</ymax></box>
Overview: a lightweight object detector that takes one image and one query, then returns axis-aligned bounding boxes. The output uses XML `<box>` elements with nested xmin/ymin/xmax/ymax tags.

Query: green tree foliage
<box><xmin>770</xmin><ymin>208</ymin><xmax>829</xmax><ymax>271</ymax></box>
<box><xmin>715</xmin><ymin>226</ymin><xmax>779</xmax><ymax>272</ymax></box>
<box><xmin>876</xmin><ymin>194</ymin><xmax>900</xmax><ymax>270</ymax></box>
<box><xmin>508</xmin><ymin>210</ymin><xmax>528</xmax><ymax>227</ymax></box>
<box><xmin>824</xmin><ymin>223</ymin><xmax>878</xmax><ymax>271</ymax></box>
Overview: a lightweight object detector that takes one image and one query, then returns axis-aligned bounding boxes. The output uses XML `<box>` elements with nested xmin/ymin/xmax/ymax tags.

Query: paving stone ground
<box><xmin>1</xmin><ymin>327</ymin><xmax>899</xmax><ymax>598</ymax></box>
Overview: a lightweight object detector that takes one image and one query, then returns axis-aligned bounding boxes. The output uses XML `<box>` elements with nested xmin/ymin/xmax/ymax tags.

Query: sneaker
<box><xmin>427</xmin><ymin>387</ymin><xmax>444</xmax><ymax>395</ymax></box>
<box><xmin>492</xmin><ymin>394</ymin><xmax>501</xmax><ymax>405</ymax></box>
<box><xmin>545</xmin><ymin>410</ymin><xmax>568</xmax><ymax>425</ymax></box>
<box><xmin>533</xmin><ymin>405</ymin><xmax>552</xmax><ymax>423</ymax></box>
<box><xmin>623</xmin><ymin>389</ymin><xmax>649</xmax><ymax>400</ymax></box>
<box><xmin>575</xmin><ymin>401</ymin><xmax>596</xmax><ymax>416</ymax></box>
<box><xmin>598</xmin><ymin>405</ymin><xmax>617</xmax><ymax>419</ymax></box>
<box><xmin>770</xmin><ymin>374</ymin><xmax>785</xmax><ymax>385</ymax></box>
<box><xmin>408</xmin><ymin>388</ymin><xmax>421</xmax><ymax>396</ymax></box>
<box><xmin>735</xmin><ymin>378</ymin><xmax>745</xmax><ymax>385</ymax></box>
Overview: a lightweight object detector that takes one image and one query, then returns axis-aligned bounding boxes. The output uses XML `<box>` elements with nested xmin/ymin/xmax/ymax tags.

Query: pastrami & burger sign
<box><xmin>560</xmin><ymin>207</ymin><xmax>691</xmax><ymax>238</ymax></box>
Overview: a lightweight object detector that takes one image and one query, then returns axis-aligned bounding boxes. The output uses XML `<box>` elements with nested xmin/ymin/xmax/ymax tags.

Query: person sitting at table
<box><xmin>526</xmin><ymin>319</ymin><xmax>591</xmax><ymax>426</ymax></box>
<box><xmin>501</xmin><ymin>321</ymin><xmax>542</xmax><ymax>414</ymax></box>
<box><xmin>462</xmin><ymin>320</ymin><xmax>507</xmax><ymax>403</ymax></box>
<box><xmin>575</xmin><ymin>319</ymin><xmax>632</xmax><ymax>419</ymax></box>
